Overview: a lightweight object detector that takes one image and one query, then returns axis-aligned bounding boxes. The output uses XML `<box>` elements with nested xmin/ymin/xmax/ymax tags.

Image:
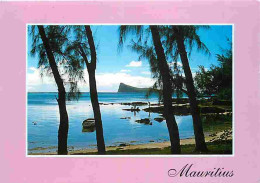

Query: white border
<box><xmin>26</xmin><ymin>23</ymin><xmax>234</xmax><ymax>158</ymax></box>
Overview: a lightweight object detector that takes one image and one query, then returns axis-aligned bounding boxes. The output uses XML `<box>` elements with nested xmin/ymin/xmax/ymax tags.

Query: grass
<box><xmin>199</xmin><ymin>102</ymin><xmax>232</xmax><ymax>111</ymax></box>
<box><xmin>202</xmin><ymin>114</ymin><xmax>232</xmax><ymax>134</ymax></box>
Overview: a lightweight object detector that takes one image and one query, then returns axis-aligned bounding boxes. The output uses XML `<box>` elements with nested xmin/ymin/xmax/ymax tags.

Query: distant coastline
<box><xmin>118</xmin><ymin>83</ymin><xmax>150</xmax><ymax>93</ymax></box>
<box><xmin>28</xmin><ymin>83</ymin><xmax>151</xmax><ymax>93</ymax></box>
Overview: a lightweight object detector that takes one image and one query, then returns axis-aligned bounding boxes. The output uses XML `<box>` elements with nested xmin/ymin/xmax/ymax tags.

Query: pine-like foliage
<box><xmin>29</xmin><ymin>25</ymin><xmax>85</xmax><ymax>100</ymax></box>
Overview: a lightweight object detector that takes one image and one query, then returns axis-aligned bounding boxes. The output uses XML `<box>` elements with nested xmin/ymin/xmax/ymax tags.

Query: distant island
<box><xmin>117</xmin><ymin>83</ymin><xmax>149</xmax><ymax>93</ymax></box>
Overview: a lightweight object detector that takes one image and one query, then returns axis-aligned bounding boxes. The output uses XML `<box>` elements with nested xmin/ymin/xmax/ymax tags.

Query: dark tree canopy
<box><xmin>195</xmin><ymin>41</ymin><xmax>232</xmax><ymax>100</ymax></box>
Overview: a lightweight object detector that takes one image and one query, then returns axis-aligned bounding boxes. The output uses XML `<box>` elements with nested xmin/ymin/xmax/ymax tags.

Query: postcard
<box><xmin>0</xmin><ymin>1</ymin><xmax>259</xmax><ymax>183</ymax></box>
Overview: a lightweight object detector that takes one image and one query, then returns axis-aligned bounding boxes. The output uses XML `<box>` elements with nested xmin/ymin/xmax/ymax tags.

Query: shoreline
<box><xmin>28</xmin><ymin>129</ymin><xmax>232</xmax><ymax>155</ymax></box>
<box><xmin>28</xmin><ymin>96</ymin><xmax>232</xmax><ymax>155</ymax></box>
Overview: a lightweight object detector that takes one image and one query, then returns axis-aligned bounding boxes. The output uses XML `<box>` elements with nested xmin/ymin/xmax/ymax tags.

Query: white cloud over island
<box><xmin>27</xmin><ymin>67</ymin><xmax>155</xmax><ymax>92</ymax></box>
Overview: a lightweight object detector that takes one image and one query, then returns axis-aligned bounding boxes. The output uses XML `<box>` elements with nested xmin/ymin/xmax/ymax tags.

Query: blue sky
<box><xmin>27</xmin><ymin>25</ymin><xmax>232</xmax><ymax>92</ymax></box>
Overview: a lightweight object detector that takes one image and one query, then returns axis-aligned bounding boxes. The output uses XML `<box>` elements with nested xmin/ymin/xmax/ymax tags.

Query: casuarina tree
<box><xmin>30</xmin><ymin>25</ymin><xmax>84</xmax><ymax>155</ymax></box>
<box><xmin>119</xmin><ymin>25</ymin><xmax>181</xmax><ymax>154</ymax></box>
<box><xmin>164</xmin><ymin>25</ymin><xmax>210</xmax><ymax>152</ymax></box>
<box><xmin>63</xmin><ymin>25</ymin><xmax>106</xmax><ymax>154</ymax></box>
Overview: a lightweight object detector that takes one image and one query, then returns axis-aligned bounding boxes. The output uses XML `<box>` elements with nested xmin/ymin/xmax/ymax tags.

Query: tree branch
<box><xmin>78</xmin><ymin>44</ymin><xmax>90</xmax><ymax>68</ymax></box>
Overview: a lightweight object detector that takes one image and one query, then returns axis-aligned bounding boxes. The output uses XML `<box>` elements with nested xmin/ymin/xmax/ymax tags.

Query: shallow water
<box><xmin>27</xmin><ymin>92</ymin><xmax>194</xmax><ymax>153</ymax></box>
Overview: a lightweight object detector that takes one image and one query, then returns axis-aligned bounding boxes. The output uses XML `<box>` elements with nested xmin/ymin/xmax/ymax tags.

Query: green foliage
<box><xmin>119</xmin><ymin>25</ymin><xmax>186</xmax><ymax>101</ymax></box>
<box><xmin>160</xmin><ymin>25</ymin><xmax>211</xmax><ymax>98</ymax></box>
<box><xmin>118</xmin><ymin>25</ymin><xmax>145</xmax><ymax>52</ymax></box>
<box><xmin>194</xmin><ymin>66</ymin><xmax>217</xmax><ymax>96</ymax></box>
<box><xmin>162</xmin><ymin>25</ymin><xmax>210</xmax><ymax>60</ymax></box>
<box><xmin>29</xmin><ymin>25</ymin><xmax>85</xmax><ymax>100</ymax></box>
<box><xmin>119</xmin><ymin>25</ymin><xmax>163</xmax><ymax>100</ymax></box>
<box><xmin>194</xmin><ymin>41</ymin><xmax>232</xmax><ymax>100</ymax></box>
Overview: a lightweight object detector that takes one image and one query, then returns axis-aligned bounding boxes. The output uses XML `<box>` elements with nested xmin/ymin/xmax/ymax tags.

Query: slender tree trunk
<box><xmin>84</xmin><ymin>25</ymin><xmax>106</xmax><ymax>154</ymax></box>
<box><xmin>176</xmin><ymin>35</ymin><xmax>208</xmax><ymax>152</ymax></box>
<box><xmin>37</xmin><ymin>25</ymin><xmax>69</xmax><ymax>155</ymax></box>
<box><xmin>88</xmin><ymin>68</ymin><xmax>106</xmax><ymax>154</ymax></box>
<box><xmin>150</xmin><ymin>25</ymin><xmax>181</xmax><ymax>154</ymax></box>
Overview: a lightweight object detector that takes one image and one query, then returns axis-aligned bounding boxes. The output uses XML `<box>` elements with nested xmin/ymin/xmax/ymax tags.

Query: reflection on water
<box><xmin>82</xmin><ymin>126</ymin><xmax>96</xmax><ymax>133</ymax></box>
<box><xmin>27</xmin><ymin>93</ymin><xmax>194</xmax><ymax>153</ymax></box>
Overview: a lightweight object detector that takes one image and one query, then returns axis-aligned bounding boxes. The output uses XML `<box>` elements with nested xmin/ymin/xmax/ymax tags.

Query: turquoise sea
<box><xmin>27</xmin><ymin>92</ymin><xmax>194</xmax><ymax>153</ymax></box>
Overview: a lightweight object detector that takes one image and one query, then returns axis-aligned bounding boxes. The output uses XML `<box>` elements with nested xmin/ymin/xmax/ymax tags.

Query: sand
<box><xmin>29</xmin><ymin>129</ymin><xmax>232</xmax><ymax>155</ymax></box>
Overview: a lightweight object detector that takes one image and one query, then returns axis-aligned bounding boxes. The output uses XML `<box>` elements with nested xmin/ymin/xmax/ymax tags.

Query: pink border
<box><xmin>0</xmin><ymin>1</ymin><xmax>259</xmax><ymax>182</ymax></box>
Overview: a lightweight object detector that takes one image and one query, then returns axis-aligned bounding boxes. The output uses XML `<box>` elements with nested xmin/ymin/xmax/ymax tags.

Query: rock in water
<box><xmin>154</xmin><ymin>117</ymin><xmax>165</xmax><ymax>122</ymax></box>
<box><xmin>119</xmin><ymin>143</ymin><xmax>130</xmax><ymax>147</ymax></box>
<box><xmin>120</xmin><ymin>117</ymin><xmax>131</xmax><ymax>119</ymax></box>
<box><xmin>135</xmin><ymin>118</ymin><xmax>152</xmax><ymax>125</ymax></box>
<box><xmin>122</xmin><ymin>108</ymin><xmax>140</xmax><ymax>112</ymax></box>
<box><xmin>82</xmin><ymin>118</ymin><xmax>95</xmax><ymax>128</ymax></box>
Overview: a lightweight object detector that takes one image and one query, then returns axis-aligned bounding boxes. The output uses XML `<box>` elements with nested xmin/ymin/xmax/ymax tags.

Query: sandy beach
<box><xmin>29</xmin><ymin>129</ymin><xmax>232</xmax><ymax>155</ymax></box>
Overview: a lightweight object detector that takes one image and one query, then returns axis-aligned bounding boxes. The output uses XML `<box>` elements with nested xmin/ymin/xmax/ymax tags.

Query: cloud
<box><xmin>27</xmin><ymin>66</ymin><xmax>86</xmax><ymax>92</ymax></box>
<box><xmin>27</xmin><ymin>67</ymin><xmax>58</xmax><ymax>92</ymax></box>
<box><xmin>120</xmin><ymin>69</ymin><xmax>131</xmax><ymax>73</ymax></box>
<box><xmin>27</xmin><ymin>67</ymin><xmax>54</xmax><ymax>87</ymax></box>
<box><xmin>95</xmin><ymin>72</ymin><xmax>155</xmax><ymax>92</ymax></box>
<box><xmin>27</xmin><ymin>67</ymin><xmax>155</xmax><ymax>92</ymax></box>
<box><xmin>141</xmin><ymin>71</ymin><xmax>151</xmax><ymax>75</ymax></box>
<box><xmin>126</xmin><ymin>61</ymin><xmax>142</xmax><ymax>67</ymax></box>
<box><xmin>29</xmin><ymin>67</ymin><xmax>38</xmax><ymax>72</ymax></box>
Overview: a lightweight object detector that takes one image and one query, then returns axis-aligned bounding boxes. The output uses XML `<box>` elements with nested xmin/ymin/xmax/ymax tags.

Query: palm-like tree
<box><xmin>64</xmin><ymin>25</ymin><xmax>106</xmax><ymax>154</ymax></box>
<box><xmin>150</xmin><ymin>26</ymin><xmax>181</xmax><ymax>153</ymax></box>
<box><xmin>30</xmin><ymin>25</ymin><xmax>84</xmax><ymax>155</ymax></box>
<box><xmin>164</xmin><ymin>25</ymin><xmax>210</xmax><ymax>152</ymax></box>
<box><xmin>119</xmin><ymin>25</ymin><xmax>181</xmax><ymax>154</ymax></box>
<box><xmin>31</xmin><ymin>25</ymin><xmax>69</xmax><ymax>155</ymax></box>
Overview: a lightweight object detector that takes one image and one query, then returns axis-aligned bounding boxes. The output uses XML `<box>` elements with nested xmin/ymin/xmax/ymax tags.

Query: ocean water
<box><xmin>27</xmin><ymin>92</ymin><xmax>194</xmax><ymax>153</ymax></box>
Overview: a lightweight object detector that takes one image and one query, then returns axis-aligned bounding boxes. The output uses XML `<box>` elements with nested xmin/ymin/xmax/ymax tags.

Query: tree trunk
<box><xmin>176</xmin><ymin>35</ymin><xmax>208</xmax><ymax>152</ymax></box>
<box><xmin>150</xmin><ymin>25</ymin><xmax>181</xmax><ymax>154</ymax></box>
<box><xmin>57</xmin><ymin>89</ymin><xmax>69</xmax><ymax>155</ymax></box>
<box><xmin>84</xmin><ymin>25</ymin><xmax>106</xmax><ymax>154</ymax></box>
<box><xmin>88</xmin><ymin>69</ymin><xmax>106</xmax><ymax>154</ymax></box>
<box><xmin>37</xmin><ymin>25</ymin><xmax>69</xmax><ymax>155</ymax></box>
